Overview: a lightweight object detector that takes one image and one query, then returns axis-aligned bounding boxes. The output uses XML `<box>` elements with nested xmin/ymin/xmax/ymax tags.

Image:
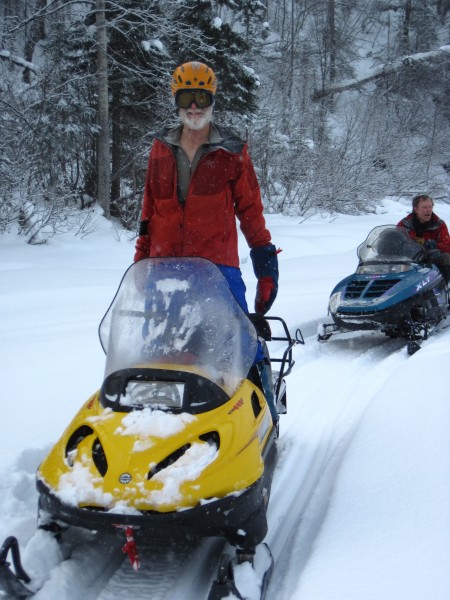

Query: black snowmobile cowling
<box><xmin>318</xmin><ymin>225</ymin><xmax>449</xmax><ymax>355</ymax></box>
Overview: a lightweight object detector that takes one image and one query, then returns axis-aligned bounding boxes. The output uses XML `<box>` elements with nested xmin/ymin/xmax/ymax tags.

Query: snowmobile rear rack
<box><xmin>249</xmin><ymin>314</ymin><xmax>302</xmax><ymax>405</ymax></box>
<box><xmin>265</xmin><ymin>316</ymin><xmax>302</xmax><ymax>396</ymax></box>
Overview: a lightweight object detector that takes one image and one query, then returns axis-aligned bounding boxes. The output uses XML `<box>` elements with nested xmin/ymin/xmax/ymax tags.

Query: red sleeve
<box><xmin>232</xmin><ymin>145</ymin><xmax>271</xmax><ymax>249</ymax></box>
<box><xmin>437</xmin><ymin>221</ymin><xmax>450</xmax><ymax>254</ymax></box>
<box><xmin>133</xmin><ymin>147</ymin><xmax>156</xmax><ymax>262</ymax></box>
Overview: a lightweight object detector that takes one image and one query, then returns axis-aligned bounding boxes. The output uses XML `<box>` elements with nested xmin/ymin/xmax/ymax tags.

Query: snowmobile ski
<box><xmin>208</xmin><ymin>543</ymin><xmax>274</xmax><ymax>600</ymax></box>
<box><xmin>208</xmin><ymin>552</ymin><xmax>244</xmax><ymax>600</ymax></box>
<box><xmin>0</xmin><ymin>537</ymin><xmax>33</xmax><ymax>598</ymax></box>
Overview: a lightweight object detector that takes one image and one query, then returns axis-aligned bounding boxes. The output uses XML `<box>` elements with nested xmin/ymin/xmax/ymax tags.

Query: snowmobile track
<box><xmin>96</xmin><ymin>536</ymin><xmax>225</xmax><ymax>600</ymax></box>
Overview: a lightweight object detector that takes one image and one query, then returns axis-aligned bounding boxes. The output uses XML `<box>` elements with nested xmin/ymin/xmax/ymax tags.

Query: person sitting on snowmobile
<box><xmin>133</xmin><ymin>61</ymin><xmax>280</xmax><ymax>424</ymax></box>
<box><xmin>397</xmin><ymin>194</ymin><xmax>450</xmax><ymax>284</ymax></box>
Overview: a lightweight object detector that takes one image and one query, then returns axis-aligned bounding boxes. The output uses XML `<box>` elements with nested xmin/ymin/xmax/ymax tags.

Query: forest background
<box><xmin>1</xmin><ymin>0</ymin><xmax>449</xmax><ymax>244</ymax></box>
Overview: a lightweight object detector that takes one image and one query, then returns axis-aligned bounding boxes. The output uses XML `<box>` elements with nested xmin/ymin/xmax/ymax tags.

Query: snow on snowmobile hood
<box><xmin>98</xmin><ymin>258</ymin><xmax>258</xmax><ymax>398</ymax></box>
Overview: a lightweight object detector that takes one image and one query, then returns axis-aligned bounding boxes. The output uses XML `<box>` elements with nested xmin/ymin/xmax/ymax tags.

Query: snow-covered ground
<box><xmin>1</xmin><ymin>197</ymin><xmax>449</xmax><ymax>599</ymax></box>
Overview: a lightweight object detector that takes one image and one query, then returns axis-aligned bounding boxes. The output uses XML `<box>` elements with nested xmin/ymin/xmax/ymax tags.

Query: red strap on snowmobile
<box><xmin>122</xmin><ymin>526</ymin><xmax>140</xmax><ymax>572</ymax></box>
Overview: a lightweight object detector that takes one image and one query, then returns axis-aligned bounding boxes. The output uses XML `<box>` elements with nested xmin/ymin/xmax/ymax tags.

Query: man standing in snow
<box><xmin>397</xmin><ymin>194</ymin><xmax>450</xmax><ymax>284</ymax></box>
<box><xmin>134</xmin><ymin>61</ymin><xmax>279</xmax><ymax>424</ymax></box>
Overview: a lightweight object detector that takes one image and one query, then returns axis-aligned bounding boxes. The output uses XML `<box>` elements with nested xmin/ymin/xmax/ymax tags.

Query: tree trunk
<box><xmin>401</xmin><ymin>0</ymin><xmax>412</xmax><ymax>53</ymax></box>
<box><xmin>327</xmin><ymin>0</ymin><xmax>336</xmax><ymax>85</ymax></box>
<box><xmin>96</xmin><ymin>0</ymin><xmax>110</xmax><ymax>217</ymax></box>
<box><xmin>23</xmin><ymin>0</ymin><xmax>46</xmax><ymax>84</ymax></box>
<box><xmin>110</xmin><ymin>83</ymin><xmax>121</xmax><ymax>219</ymax></box>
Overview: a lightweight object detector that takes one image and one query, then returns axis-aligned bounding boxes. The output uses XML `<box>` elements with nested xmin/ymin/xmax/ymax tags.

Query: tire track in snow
<box><xmin>266</xmin><ymin>333</ymin><xmax>409</xmax><ymax>599</ymax></box>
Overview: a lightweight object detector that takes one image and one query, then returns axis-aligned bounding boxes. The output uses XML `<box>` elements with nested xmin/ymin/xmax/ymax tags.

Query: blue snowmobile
<box><xmin>318</xmin><ymin>225</ymin><xmax>449</xmax><ymax>355</ymax></box>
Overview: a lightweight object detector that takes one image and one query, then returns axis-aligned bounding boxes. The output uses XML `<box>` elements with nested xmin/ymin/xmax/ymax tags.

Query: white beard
<box><xmin>179</xmin><ymin>106</ymin><xmax>213</xmax><ymax>131</ymax></box>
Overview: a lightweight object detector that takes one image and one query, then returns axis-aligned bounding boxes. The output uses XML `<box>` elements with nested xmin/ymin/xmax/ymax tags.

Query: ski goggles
<box><xmin>175</xmin><ymin>89</ymin><xmax>214</xmax><ymax>109</ymax></box>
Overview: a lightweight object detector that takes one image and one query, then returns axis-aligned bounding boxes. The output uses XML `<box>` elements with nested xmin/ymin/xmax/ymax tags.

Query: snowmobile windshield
<box><xmin>356</xmin><ymin>225</ymin><xmax>425</xmax><ymax>273</ymax></box>
<box><xmin>98</xmin><ymin>258</ymin><xmax>258</xmax><ymax>398</ymax></box>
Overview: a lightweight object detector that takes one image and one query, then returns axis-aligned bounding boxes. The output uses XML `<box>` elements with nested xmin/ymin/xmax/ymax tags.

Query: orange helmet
<box><xmin>171</xmin><ymin>61</ymin><xmax>217</xmax><ymax>96</ymax></box>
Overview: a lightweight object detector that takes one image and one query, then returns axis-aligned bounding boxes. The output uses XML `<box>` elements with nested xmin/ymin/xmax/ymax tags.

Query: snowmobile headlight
<box><xmin>121</xmin><ymin>380</ymin><xmax>185</xmax><ymax>410</ymax></box>
<box><xmin>357</xmin><ymin>263</ymin><xmax>413</xmax><ymax>274</ymax></box>
<box><xmin>328</xmin><ymin>292</ymin><xmax>341</xmax><ymax>314</ymax></box>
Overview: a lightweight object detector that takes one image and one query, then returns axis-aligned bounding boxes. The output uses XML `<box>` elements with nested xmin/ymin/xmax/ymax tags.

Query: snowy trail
<box><xmin>265</xmin><ymin>332</ymin><xmax>409</xmax><ymax>599</ymax></box>
<box><xmin>2</xmin><ymin>207</ymin><xmax>450</xmax><ymax>599</ymax></box>
<box><xmin>32</xmin><ymin>531</ymin><xmax>124</xmax><ymax>600</ymax></box>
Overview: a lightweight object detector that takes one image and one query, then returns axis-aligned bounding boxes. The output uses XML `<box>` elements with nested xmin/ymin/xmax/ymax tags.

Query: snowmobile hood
<box><xmin>329</xmin><ymin>264</ymin><xmax>441</xmax><ymax>314</ymax></box>
<box><xmin>36</xmin><ymin>379</ymin><xmax>272</xmax><ymax>515</ymax></box>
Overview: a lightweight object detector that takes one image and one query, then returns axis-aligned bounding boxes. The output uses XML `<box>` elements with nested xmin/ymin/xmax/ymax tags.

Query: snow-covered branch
<box><xmin>312</xmin><ymin>45</ymin><xmax>450</xmax><ymax>101</ymax></box>
<box><xmin>0</xmin><ymin>50</ymin><xmax>37</xmax><ymax>73</ymax></box>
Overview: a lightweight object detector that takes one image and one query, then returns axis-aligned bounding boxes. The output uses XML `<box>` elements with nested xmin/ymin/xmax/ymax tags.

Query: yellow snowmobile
<box><xmin>0</xmin><ymin>257</ymin><xmax>298</xmax><ymax>600</ymax></box>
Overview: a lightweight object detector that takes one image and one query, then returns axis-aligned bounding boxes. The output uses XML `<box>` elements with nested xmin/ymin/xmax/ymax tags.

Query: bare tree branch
<box><xmin>3</xmin><ymin>1</ymin><xmax>94</xmax><ymax>34</ymax></box>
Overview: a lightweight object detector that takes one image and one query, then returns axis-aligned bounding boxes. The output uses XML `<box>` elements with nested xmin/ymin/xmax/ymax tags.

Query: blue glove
<box><xmin>424</xmin><ymin>239</ymin><xmax>437</xmax><ymax>250</ymax></box>
<box><xmin>250</xmin><ymin>244</ymin><xmax>279</xmax><ymax>314</ymax></box>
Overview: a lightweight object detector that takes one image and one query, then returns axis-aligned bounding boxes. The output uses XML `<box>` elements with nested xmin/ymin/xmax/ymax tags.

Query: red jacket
<box><xmin>134</xmin><ymin>125</ymin><xmax>271</xmax><ymax>266</ymax></box>
<box><xmin>397</xmin><ymin>212</ymin><xmax>450</xmax><ymax>254</ymax></box>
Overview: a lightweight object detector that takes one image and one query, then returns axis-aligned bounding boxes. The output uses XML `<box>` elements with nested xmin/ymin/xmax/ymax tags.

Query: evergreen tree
<box><xmin>49</xmin><ymin>1</ymin><xmax>174</xmax><ymax>225</ymax></box>
<box><xmin>100</xmin><ymin>0</ymin><xmax>172</xmax><ymax>221</ymax></box>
